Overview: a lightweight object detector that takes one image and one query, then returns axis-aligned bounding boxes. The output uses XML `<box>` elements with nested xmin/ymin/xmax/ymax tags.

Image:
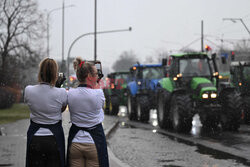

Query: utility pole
<box><xmin>60</xmin><ymin>0</ymin><xmax>66</xmax><ymax>73</ymax></box>
<box><xmin>62</xmin><ymin>0</ymin><xmax>65</xmax><ymax>62</ymax></box>
<box><xmin>94</xmin><ymin>0</ymin><xmax>97</xmax><ymax>61</ymax></box>
<box><xmin>201</xmin><ymin>20</ymin><xmax>204</xmax><ymax>52</ymax></box>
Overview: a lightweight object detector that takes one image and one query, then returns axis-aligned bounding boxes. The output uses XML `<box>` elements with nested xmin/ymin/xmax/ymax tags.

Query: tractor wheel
<box><xmin>104</xmin><ymin>97</ymin><xmax>110</xmax><ymax>115</ymax></box>
<box><xmin>221</xmin><ymin>91</ymin><xmax>243</xmax><ymax>131</ymax></box>
<box><xmin>170</xmin><ymin>94</ymin><xmax>193</xmax><ymax>133</ymax></box>
<box><xmin>127</xmin><ymin>93</ymin><xmax>137</xmax><ymax>120</ymax></box>
<box><xmin>199</xmin><ymin>113</ymin><xmax>220</xmax><ymax>131</ymax></box>
<box><xmin>243</xmin><ymin>96</ymin><xmax>250</xmax><ymax>124</ymax></box>
<box><xmin>110</xmin><ymin>96</ymin><xmax>119</xmax><ymax>115</ymax></box>
<box><xmin>136</xmin><ymin>96</ymin><xmax>149</xmax><ymax>123</ymax></box>
<box><xmin>157</xmin><ymin>90</ymin><xmax>172</xmax><ymax>129</ymax></box>
<box><xmin>110</xmin><ymin>103</ymin><xmax>119</xmax><ymax>115</ymax></box>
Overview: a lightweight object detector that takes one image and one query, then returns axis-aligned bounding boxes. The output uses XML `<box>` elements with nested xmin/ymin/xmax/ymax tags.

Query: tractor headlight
<box><xmin>210</xmin><ymin>93</ymin><xmax>217</xmax><ymax>98</ymax></box>
<box><xmin>177</xmin><ymin>73</ymin><xmax>182</xmax><ymax>78</ymax></box>
<box><xmin>202</xmin><ymin>93</ymin><xmax>209</xmax><ymax>99</ymax></box>
<box><xmin>219</xmin><ymin>75</ymin><xmax>223</xmax><ymax>79</ymax></box>
<box><xmin>137</xmin><ymin>81</ymin><xmax>141</xmax><ymax>85</ymax></box>
<box><xmin>173</xmin><ymin>77</ymin><xmax>178</xmax><ymax>81</ymax></box>
<box><xmin>213</xmin><ymin>72</ymin><xmax>219</xmax><ymax>76</ymax></box>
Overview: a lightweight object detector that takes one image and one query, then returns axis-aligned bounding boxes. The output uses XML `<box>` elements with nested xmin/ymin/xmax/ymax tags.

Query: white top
<box><xmin>68</xmin><ymin>87</ymin><xmax>105</xmax><ymax>143</ymax></box>
<box><xmin>24</xmin><ymin>84</ymin><xmax>67</xmax><ymax>136</ymax></box>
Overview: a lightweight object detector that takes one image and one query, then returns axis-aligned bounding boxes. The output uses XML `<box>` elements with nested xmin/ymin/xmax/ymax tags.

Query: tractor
<box><xmin>230</xmin><ymin>61</ymin><xmax>250</xmax><ymax>124</ymax></box>
<box><xmin>103</xmin><ymin>71</ymin><xmax>129</xmax><ymax>115</ymax></box>
<box><xmin>127</xmin><ymin>62</ymin><xmax>165</xmax><ymax>122</ymax></box>
<box><xmin>157</xmin><ymin>52</ymin><xmax>242</xmax><ymax>133</ymax></box>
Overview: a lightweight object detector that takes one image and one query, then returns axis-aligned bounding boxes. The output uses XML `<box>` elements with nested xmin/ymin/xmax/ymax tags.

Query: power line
<box><xmin>179</xmin><ymin>38</ymin><xmax>201</xmax><ymax>51</ymax></box>
<box><xmin>204</xmin><ymin>38</ymin><xmax>220</xmax><ymax>48</ymax></box>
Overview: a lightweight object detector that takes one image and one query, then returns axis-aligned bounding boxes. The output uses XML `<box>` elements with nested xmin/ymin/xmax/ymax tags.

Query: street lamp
<box><xmin>94</xmin><ymin>0</ymin><xmax>97</xmax><ymax>61</ymax></box>
<box><xmin>223</xmin><ymin>18</ymin><xmax>250</xmax><ymax>35</ymax></box>
<box><xmin>67</xmin><ymin>27</ymin><xmax>132</xmax><ymax>80</ymax></box>
<box><xmin>46</xmin><ymin>4</ymin><xmax>74</xmax><ymax>57</ymax></box>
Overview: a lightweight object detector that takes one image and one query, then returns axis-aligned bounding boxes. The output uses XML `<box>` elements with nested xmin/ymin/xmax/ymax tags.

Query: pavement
<box><xmin>0</xmin><ymin>110</ymin><xmax>129</xmax><ymax>167</ymax></box>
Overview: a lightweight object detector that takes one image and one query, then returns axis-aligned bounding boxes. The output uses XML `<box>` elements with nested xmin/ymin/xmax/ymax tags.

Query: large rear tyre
<box><xmin>221</xmin><ymin>91</ymin><xmax>242</xmax><ymax>131</ymax></box>
<box><xmin>136</xmin><ymin>96</ymin><xmax>150</xmax><ymax>123</ymax></box>
<box><xmin>170</xmin><ymin>94</ymin><xmax>193</xmax><ymax>133</ymax></box>
<box><xmin>104</xmin><ymin>96</ymin><xmax>110</xmax><ymax>115</ymax></box>
<box><xmin>243</xmin><ymin>96</ymin><xmax>250</xmax><ymax>124</ymax></box>
<box><xmin>199</xmin><ymin>113</ymin><xmax>220</xmax><ymax>131</ymax></box>
<box><xmin>110</xmin><ymin>104</ymin><xmax>119</xmax><ymax>115</ymax></box>
<box><xmin>110</xmin><ymin>96</ymin><xmax>119</xmax><ymax>115</ymax></box>
<box><xmin>157</xmin><ymin>90</ymin><xmax>172</xmax><ymax>129</ymax></box>
<box><xmin>127</xmin><ymin>94</ymin><xmax>137</xmax><ymax>120</ymax></box>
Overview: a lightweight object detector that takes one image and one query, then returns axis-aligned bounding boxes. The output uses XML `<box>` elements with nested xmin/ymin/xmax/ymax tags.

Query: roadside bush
<box><xmin>0</xmin><ymin>87</ymin><xmax>15</xmax><ymax>109</ymax></box>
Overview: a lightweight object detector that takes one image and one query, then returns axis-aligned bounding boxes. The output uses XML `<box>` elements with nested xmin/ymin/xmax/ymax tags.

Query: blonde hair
<box><xmin>73</xmin><ymin>57</ymin><xmax>95</xmax><ymax>82</ymax></box>
<box><xmin>38</xmin><ymin>58</ymin><xmax>58</xmax><ymax>86</ymax></box>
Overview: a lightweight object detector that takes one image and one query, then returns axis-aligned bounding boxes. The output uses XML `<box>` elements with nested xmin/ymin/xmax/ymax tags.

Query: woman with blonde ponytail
<box><xmin>24</xmin><ymin>58</ymin><xmax>67</xmax><ymax>167</ymax></box>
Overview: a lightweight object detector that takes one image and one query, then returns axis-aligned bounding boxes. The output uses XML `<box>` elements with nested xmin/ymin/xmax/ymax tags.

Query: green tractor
<box><xmin>103</xmin><ymin>72</ymin><xmax>129</xmax><ymax>115</ymax></box>
<box><xmin>230</xmin><ymin>61</ymin><xmax>250</xmax><ymax>123</ymax></box>
<box><xmin>157</xmin><ymin>52</ymin><xmax>242</xmax><ymax>133</ymax></box>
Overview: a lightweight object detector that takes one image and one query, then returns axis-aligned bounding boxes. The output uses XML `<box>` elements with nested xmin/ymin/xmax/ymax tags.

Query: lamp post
<box><xmin>67</xmin><ymin>27</ymin><xmax>132</xmax><ymax>80</ymax></box>
<box><xmin>46</xmin><ymin>4</ymin><xmax>74</xmax><ymax>57</ymax></box>
<box><xmin>223</xmin><ymin>18</ymin><xmax>250</xmax><ymax>35</ymax></box>
<box><xmin>94</xmin><ymin>0</ymin><xmax>97</xmax><ymax>61</ymax></box>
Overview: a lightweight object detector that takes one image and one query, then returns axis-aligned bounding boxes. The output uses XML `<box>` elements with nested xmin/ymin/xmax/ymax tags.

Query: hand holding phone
<box><xmin>55</xmin><ymin>73</ymin><xmax>66</xmax><ymax>88</ymax></box>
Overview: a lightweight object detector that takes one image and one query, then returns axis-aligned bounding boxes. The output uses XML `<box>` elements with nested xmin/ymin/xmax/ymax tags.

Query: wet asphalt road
<box><xmin>108</xmin><ymin>107</ymin><xmax>250</xmax><ymax>167</ymax></box>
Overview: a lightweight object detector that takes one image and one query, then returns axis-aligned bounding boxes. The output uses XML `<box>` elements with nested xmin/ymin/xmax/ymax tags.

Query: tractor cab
<box><xmin>166</xmin><ymin>53</ymin><xmax>217</xmax><ymax>89</ymax></box>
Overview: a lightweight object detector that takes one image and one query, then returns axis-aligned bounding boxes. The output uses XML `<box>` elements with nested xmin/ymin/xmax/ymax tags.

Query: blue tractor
<box><xmin>127</xmin><ymin>62</ymin><xmax>165</xmax><ymax>122</ymax></box>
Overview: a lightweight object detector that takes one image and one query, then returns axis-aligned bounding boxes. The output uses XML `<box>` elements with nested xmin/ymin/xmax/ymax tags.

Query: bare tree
<box><xmin>112</xmin><ymin>51</ymin><xmax>138</xmax><ymax>72</ymax></box>
<box><xmin>0</xmin><ymin>0</ymin><xmax>45</xmax><ymax>86</ymax></box>
<box><xmin>144</xmin><ymin>56</ymin><xmax>154</xmax><ymax>63</ymax></box>
<box><xmin>234</xmin><ymin>39</ymin><xmax>250</xmax><ymax>50</ymax></box>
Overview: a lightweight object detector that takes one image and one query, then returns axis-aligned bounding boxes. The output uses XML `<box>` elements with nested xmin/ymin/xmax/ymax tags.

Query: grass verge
<box><xmin>0</xmin><ymin>103</ymin><xmax>30</xmax><ymax>125</ymax></box>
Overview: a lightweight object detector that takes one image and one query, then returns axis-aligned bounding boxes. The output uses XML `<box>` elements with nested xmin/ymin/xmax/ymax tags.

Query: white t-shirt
<box><xmin>68</xmin><ymin>87</ymin><xmax>105</xmax><ymax>143</ymax></box>
<box><xmin>24</xmin><ymin>84</ymin><xmax>67</xmax><ymax>136</ymax></box>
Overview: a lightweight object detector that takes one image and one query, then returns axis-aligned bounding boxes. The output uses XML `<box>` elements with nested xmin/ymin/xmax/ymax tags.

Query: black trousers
<box><xmin>28</xmin><ymin>136</ymin><xmax>61</xmax><ymax>167</ymax></box>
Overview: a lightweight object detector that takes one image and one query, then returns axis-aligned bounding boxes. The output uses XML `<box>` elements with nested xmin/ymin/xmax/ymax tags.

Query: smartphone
<box><xmin>59</xmin><ymin>73</ymin><xmax>63</xmax><ymax>77</ymax></box>
<box><xmin>95</xmin><ymin>63</ymin><xmax>101</xmax><ymax>70</ymax></box>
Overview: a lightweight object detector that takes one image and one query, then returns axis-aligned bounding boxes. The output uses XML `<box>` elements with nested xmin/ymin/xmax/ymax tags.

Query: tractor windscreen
<box><xmin>179</xmin><ymin>58</ymin><xmax>210</xmax><ymax>77</ymax></box>
<box><xmin>243</xmin><ymin>66</ymin><xmax>250</xmax><ymax>81</ymax></box>
<box><xmin>115</xmin><ymin>73</ymin><xmax>129</xmax><ymax>83</ymax></box>
<box><xmin>143</xmin><ymin>67</ymin><xmax>164</xmax><ymax>79</ymax></box>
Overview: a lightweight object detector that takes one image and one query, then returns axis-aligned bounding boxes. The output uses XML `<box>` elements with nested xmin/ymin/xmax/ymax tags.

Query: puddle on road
<box><xmin>0</xmin><ymin>164</ymin><xmax>13</xmax><ymax>166</ymax></box>
<box><xmin>119</xmin><ymin>121</ymin><xmax>135</xmax><ymax>129</ymax></box>
<box><xmin>158</xmin><ymin>158</ymin><xmax>184</xmax><ymax>167</ymax></box>
<box><xmin>162</xmin><ymin>165</ymin><xmax>183</xmax><ymax>167</ymax></box>
<box><xmin>196</xmin><ymin>145</ymin><xmax>250</xmax><ymax>166</ymax></box>
<box><xmin>158</xmin><ymin>159</ymin><xmax>175</xmax><ymax>163</ymax></box>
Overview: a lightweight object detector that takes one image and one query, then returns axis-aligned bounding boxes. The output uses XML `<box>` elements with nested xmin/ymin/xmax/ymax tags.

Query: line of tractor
<box><xmin>104</xmin><ymin>50</ymin><xmax>250</xmax><ymax>134</ymax></box>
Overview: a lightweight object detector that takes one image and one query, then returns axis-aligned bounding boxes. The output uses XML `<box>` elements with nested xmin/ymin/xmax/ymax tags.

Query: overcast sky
<box><xmin>38</xmin><ymin>0</ymin><xmax>250</xmax><ymax>72</ymax></box>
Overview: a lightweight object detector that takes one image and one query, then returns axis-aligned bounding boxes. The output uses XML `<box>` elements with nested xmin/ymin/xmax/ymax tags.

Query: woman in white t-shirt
<box><xmin>67</xmin><ymin>57</ymin><xmax>109</xmax><ymax>167</ymax></box>
<box><xmin>24</xmin><ymin>58</ymin><xmax>67</xmax><ymax>167</ymax></box>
